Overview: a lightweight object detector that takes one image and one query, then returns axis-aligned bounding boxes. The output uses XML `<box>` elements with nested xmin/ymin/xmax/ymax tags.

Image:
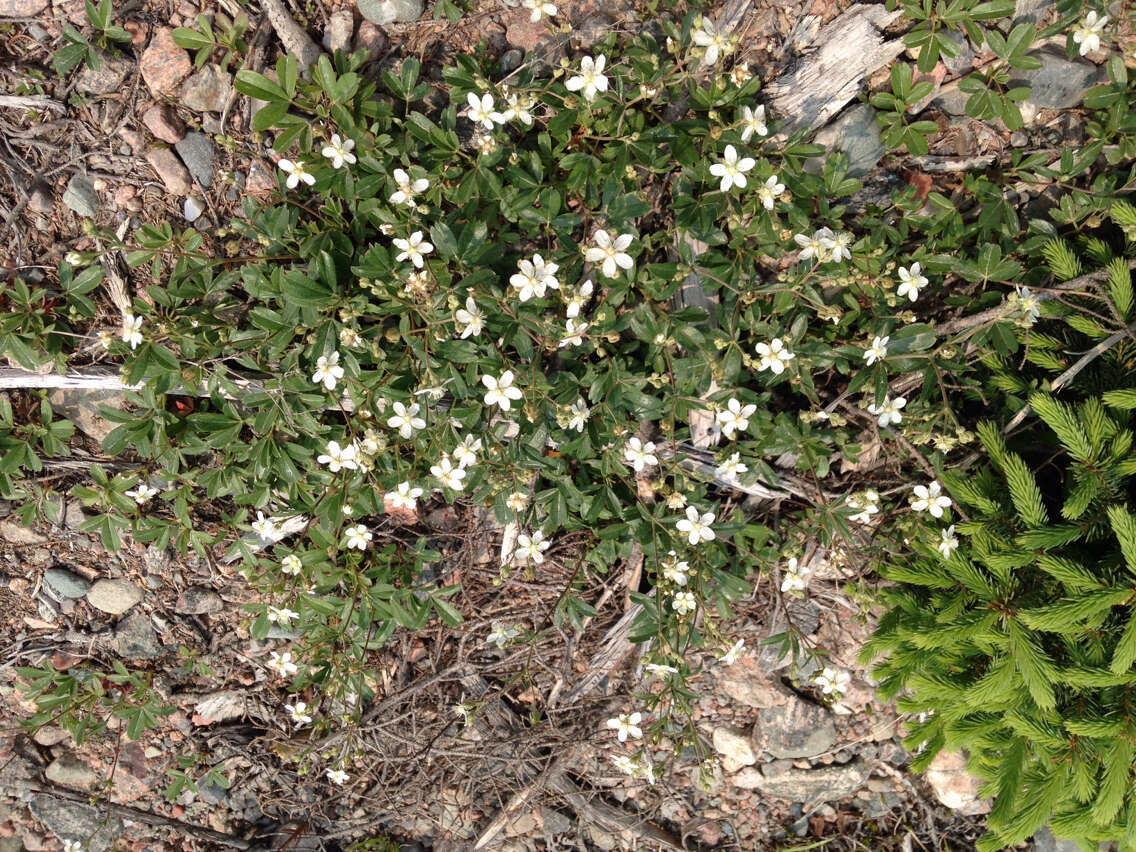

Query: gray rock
<box><xmin>500</xmin><ymin>49</ymin><xmax>523</xmax><ymax>74</ymax></box>
<box><xmin>184</xmin><ymin>196</ymin><xmax>204</xmax><ymax>223</ymax></box>
<box><xmin>43</xmin><ymin>569</ymin><xmax>91</xmax><ymax>601</ymax></box>
<box><xmin>175</xmin><ymin>585</ymin><xmax>222</xmax><ymax>614</ymax></box>
<box><xmin>0</xmin><ymin>839</ymin><xmax>19</xmax><ymax>852</ymax></box>
<box><xmin>753</xmin><ymin>697</ymin><xmax>836</xmax><ymax>759</ymax></box>
<box><xmin>940</xmin><ymin>31</ymin><xmax>974</xmax><ymax>75</ymax></box>
<box><xmin>62</xmin><ymin>174</ymin><xmax>99</xmax><ymax>218</ymax></box>
<box><xmin>75</xmin><ymin>52</ymin><xmax>133</xmax><ymax>95</ymax></box>
<box><xmin>1032</xmin><ymin>826</ymin><xmax>1083</xmax><ymax>852</ymax></box>
<box><xmin>86</xmin><ymin>578</ymin><xmax>142</xmax><ymax>615</ymax></box>
<box><xmin>28</xmin><ymin>793</ymin><xmax>122</xmax><ymax>852</ymax></box>
<box><xmin>357</xmin><ymin>0</ymin><xmax>423</xmax><ymax>24</ymax></box>
<box><xmin>45</xmin><ymin>754</ymin><xmax>99</xmax><ymax>790</ymax></box>
<box><xmin>1011</xmin><ymin>51</ymin><xmax>1098</xmax><ymax>109</ymax></box>
<box><xmin>934</xmin><ymin>86</ymin><xmax>971</xmax><ymax>116</ymax></box>
<box><xmin>809</xmin><ymin>104</ymin><xmax>885</xmax><ymax>178</ymax></box>
<box><xmin>0</xmin><ymin>0</ymin><xmax>48</xmax><ymax>16</ymax></box>
<box><xmin>713</xmin><ymin>726</ymin><xmax>756</xmax><ymax>769</ymax></box>
<box><xmin>541</xmin><ymin>807</ymin><xmax>572</xmax><ymax>836</ymax></box>
<box><xmin>323</xmin><ymin>8</ymin><xmax>355</xmax><ymax>53</ymax></box>
<box><xmin>1012</xmin><ymin>0</ymin><xmax>1054</xmax><ymax>27</ymax></box>
<box><xmin>48</xmin><ymin>388</ymin><xmax>126</xmax><ymax>445</ymax></box>
<box><xmin>179</xmin><ymin>64</ymin><xmax>233</xmax><ymax>113</ymax></box>
<box><xmin>175</xmin><ymin>132</ymin><xmax>214</xmax><ymax>189</ymax></box>
<box><xmin>114</xmin><ymin>612</ymin><xmax>163</xmax><ymax>659</ymax></box>
<box><xmin>731</xmin><ymin>759</ymin><xmax>870</xmax><ymax>802</ymax></box>
<box><xmin>28</xmin><ymin>181</ymin><xmax>53</xmax><ymax>214</ymax></box>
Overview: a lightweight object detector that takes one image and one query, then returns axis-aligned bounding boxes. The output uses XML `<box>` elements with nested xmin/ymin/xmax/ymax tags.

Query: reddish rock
<box><xmin>925</xmin><ymin>750</ymin><xmax>992</xmax><ymax>815</ymax></box>
<box><xmin>113</xmin><ymin>185</ymin><xmax>136</xmax><ymax>207</ymax></box>
<box><xmin>142</xmin><ymin>103</ymin><xmax>186</xmax><ymax>143</ymax></box>
<box><xmin>145</xmin><ymin>146</ymin><xmax>192</xmax><ymax>196</ymax></box>
<box><xmin>140</xmin><ymin>27</ymin><xmax>192</xmax><ymax>96</ymax></box>
<box><xmin>0</xmin><ymin>0</ymin><xmax>47</xmax><ymax>15</ymax></box>
<box><xmin>118</xmin><ymin>126</ymin><xmax>146</xmax><ymax>153</ymax></box>
<box><xmin>504</xmin><ymin>8</ymin><xmax>548</xmax><ymax>52</ymax></box>
<box><xmin>124</xmin><ymin>20</ymin><xmax>149</xmax><ymax>45</ymax></box>
<box><xmin>245</xmin><ymin>158</ymin><xmax>275</xmax><ymax>196</ymax></box>
<box><xmin>353</xmin><ymin>20</ymin><xmax>388</xmax><ymax>61</ymax></box>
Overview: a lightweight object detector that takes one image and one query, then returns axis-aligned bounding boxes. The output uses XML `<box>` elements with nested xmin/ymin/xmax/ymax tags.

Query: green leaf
<box><xmin>280</xmin><ymin>269</ymin><xmax>335</xmax><ymax>308</ymax></box>
<box><xmin>235</xmin><ymin>70</ymin><xmax>289</xmax><ymax>103</ymax></box>
<box><xmin>171</xmin><ymin>27</ymin><xmax>215</xmax><ymax>51</ymax></box>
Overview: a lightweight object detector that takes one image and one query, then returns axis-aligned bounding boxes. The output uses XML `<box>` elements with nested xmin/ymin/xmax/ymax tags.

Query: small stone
<box><xmin>323</xmin><ymin>8</ymin><xmax>355</xmax><ymax>53</ymax></box>
<box><xmin>86</xmin><ymin>578</ymin><xmax>143</xmax><ymax>615</ymax></box>
<box><xmin>179</xmin><ymin>64</ymin><xmax>233</xmax><ymax>113</ymax></box>
<box><xmin>141</xmin><ymin>27</ymin><xmax>193</xmax><ymax>96</ymax></box>
<box><xmin>62</xmin><ymin>173</ymin><xmax>99</xmax><ymax>218</ymax></box>
<box><xmin>27</xmin><ymin>21</ymin><xmax>48</xmax><ymax>42</ymax></box>
<box><xmin>48</xmin><ymin>388</ymin><xmax>125</xmax><ymax>444</ymax></box>
<box><xmin>146</xmin><ymin>146</ymin><xmax>192</xmax><ymax>196</ymax></box>
<box><xmin>505</xmin><ymin>9</ymin><xmax>547</xmax><ymax>52</ymax></box>
<box><xmin>0</xmin><ymin>519</ymin><xmax>45</xmax><ymax>544</ymax></box>
<box><xmin>124</xmin><ymin>20</ymin><xmax>149</xmax><ymax>45</ymax></box>
<box><xmin>114</xmin><ymin>611</ymin><xmax>163</xmax><ymax>659</ymax></box>
<box><xmin>1011</xmin><ymin>51</ymin><xmax>1098</xmax><ymax>110</ymax></box>
<box><xmin>1010</xmin><ymin>131</ymin><xmax>1028</xmax><ymax>147</ymax></box>
<box><xmin>353</xmin><ymin>21</ymin><xmax>387</xmax><ymax>61</ymax></box>
<box><xmin>933</xmin><ymin>86</ymin><xmax>970</xmax><ymax>116</ymax></box>
<box><xmin>175</xmin><ymin>585</ymin><xmax>222</xmax><ymax>614</ymax></box>
<box><xmin>925</xmin><ymin>749</ymin><xmax>992</xmax><ymax>815</ymax></box>
<box><xmin>246</xmin><ymin>159</ymin><xmax>276</xmax><ymax>196</ymax></box>
<box><xmin>1012</xmin><ymin>0</ymin><xmax>1054</xmax><ymax>27</ymax></box>
<box><xmin>175</xmin><ymin>131</ymin><xmax>214</xmax><ymax>188</ymax></box>
<box><xmin>142</xmin><ymin>103</ymin><xmax>186</xmax><ymax>143</ymax></box>
<box><xmin>75</xmin><ymin>51</ymin><xmax>132</xmax><ymax>95</ymax></box>
<box><xmin>713</xmin><ymin>727</ymin><xmax>756</xmax><ymax>769</ymax></box>
<box><xmin>500</xmin><ymin>49</ymin><xmax>523</xmax><ymax>74</ymax></box>
<box><xmin>28</xmin><ymin>181</ymin><xmax>53</xmax><ymax>214</ymax></box>
<box><xmin>0</xmin><ymin>0</ymin><xmax>47</xmax><ymax>14</ymax></box>
<box><xmin>1032</xmin><ymin>825</ymin><xmax>1083</xmax><ymax>852</ymax></box>
<box><xmin>752</xmin><ymin>697</ymin><xmax>837</xmax><ymax>759</ymax></box>
<box><xmin>45</xmin><ymin>754</ymin><xmax>99</xmax><ymax>790</ymax></box>
<box><xmin>43</xmin><ymin>568</ymin><xmax>91</xmax><ymax>601</ymax></box>
<box><xmin>28</xmin><ymin>794</ymin><xmax>122</xmax><ymax>852</ymax></box>
<box><xmin>183</xmin><ymin>196</ymin><xmax>204</xmax><ymax>223</ymax></box>
<box><xmin>732</xmin><ymin>759</ymin><xmax>870</xmax><ymax>802</ymax></box>
<box><xmin>118</xmin><ymin>127</ymin><xmax>146</xmax><ymax>153</ymax></box>
<box><xmin>940</xmin><ymin>31</ymin><xmax>974</xmax><ymax>75</ymax></box>
<box><xmin>357</xmin><ymin>0</ymin><xmax>423</xmax><ymax>24</ymax></box>
<box><xmin>33</xmin><ymin>726</ymin><xmax>71</xmax><ymax>746</ymax></box>
<box><xmin>809</xmin><ymin>104</ymin><xmax>885</xmax><ymax>178</ymax></box>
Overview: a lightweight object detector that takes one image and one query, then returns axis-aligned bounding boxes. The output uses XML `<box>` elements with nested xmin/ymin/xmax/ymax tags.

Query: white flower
<box><xmin>867</xmin><ymin>395</ymin><xmax>906</xmax><ymax>427</ymax></box>
<box><xmin>815</xmin><ymin>666</ymin><xmax>851</xmax><ymax>697</ymax></box>
<box><xmin>624</xmin><ymin>436</ymin><xmax>658</xmax><ymax>472</ymax></box>
<box><xmin>819</xmin><ymin>228</ymin><xmax>852</xmax><ymax>262</ymax></box>
<box><xmin>911</xmin><ymin>480</ymin><xmax>952</xmax><ymax>519</ymax></box>
<box><xmin>510</xmin><ymin>254</ymin><xmax>560</xmax><ymax>301</ymax></box>
<box><xmin>482</xmin><ymin>371</ymin><xmax>523</xmax><ymax>411</ymax></box>
<box><xmin>522</xmin><ymin>0</ymin><xmax>556</xmax><ymax>21</ymax></box>
<box><xmin>780</xmin><ymin>556</ymin><xmax>809</xmax><ymax>593</ymax></box>
<box><xmin>863</xmin><ymin>335</ymin><xmax>889</xmax><ymax>366</ymax></box>
<box><xmin>393</xmin><ymin>231</ymin><xmax>433</xmax><ymax>268</ymax></box>
<box><xmin>466</xmin><ymin>92</ymin><xmax>506</xmax><ymax>128</ymax></box>
<box><xmin>267</xmin><ymin>650</ymin><xmax>298</xmax><ymax>677</ymax></box>
<box><xmin>567</xmin><ymin>398</ymin><xmax>589</xmax><ymax>432</ymax></box>
<box><xmin>692</xmin><ymin>18</ymin><xmax>731</xmax><ymax>66</ymax></box>
<box><xmin>267</xmin><ymin>605</ymin><xmax>299</xmax><ymax>625</ymax></box>
<box><xmin>390</xmin><ymin>167</ymin><xmax>429</xmax><ymax>207</ymax></box>
<box><xmin>565</xmin><ymin>54</ymin><xmax>609</xmax><ymax>102</ymax></box>
<box><xmin>505</xmin><ymin>491</ymin><xmax>528</xmax><ymax>512</ymax></box>
<box><xmin>756</xmin><ymin>173</ymin><xmax>784</xmax><ymax>211</ymax></box>
<box><xmin>719</xmin><ymin>639</ymin><xmax>745</xmax><ymax>665</ymax></box>
<box><xmin>386</xmin><ymin>481</ymin><xmax>424</xmax><ymax>510</ymax></box>
<box><xmin>606</xmin><ymin>712</ymin><xmax>643</xmax><ymax>742</ymax></box>
<box><xmin>278</xmin><ymin>159</ymin><xmax>315</xmax><ymax>189</ymax></box>
<box><xmin>286</xmin><ymin>701</ymin><xmax>313</xmax><ymax>725</ymax></box>
<box><xmin>311</xmin><ymin>351</ymin><xmax>345</xmax><ymax>391</ymax></box>
<box><xmin>708</xmin><ymin>144</ymin><xmax>755</xmax><ymax>192</ymax></box>
<box><xmin>320</xmin><ymin>134</ymin><xmax>356</xmax><ymax>169</ymax></box>
<box><xmin>318</xmin><ymin>440</ymin><xmax>359</xmax><ymax>472</ymax></box>
<box><xmin>565</xmin><ymin>280</ymin><xmax>594</xmax><ymax>318</ymax></box>
<box><xmin>755</xmin><ymin>338</ymin><xmax>795</xmax><ymax>375</ymax></box>
<box><xmin>740</xmin><ymin>104</ymin><xmax>767</xmax><ymax>142</ymax></box>
<box><xmin>472</xmin><ymin>131</ymin><xmax>499</xmax><ymax>156</ymax></box>
<box><xmin>896</xmin><ymin>263</ymin><xmax>928</xmax><ymax>302</ymax></box>
<box><xmin>62</xmin><ymin>841</ymin><xmax>85</xmax><ymax>852</ymax></box>
<box><xmin>486</xmin><ymin>621</ymin><xmax>521</xmax><ymax>648</ymax></box>
<box><xmin>661</xmin><ymin>551</ymin><xmax>689</xmax><ymax>586</ymax></box>
<box><xmin>453</xmin><ymin>434</ymin><xmax>482</xmax><ymax>468</ymax></box>
<box><xmin>455</xmin><ymin>296</ymin><xmax>484</xmax><ymax>339</ymax></box>
<box><xmin>453</xmin><ymin>700</ymin><xmax>473</xmax><ymax>726</ymax></box>
<box><xmin>716</xmin><ymin>397</ymin><xmax>756</xmax><ymax>438</ymax></box>
<box><xmin>559</xmin><ymin>318</ymin><xmax>589</xmax><ymax>348</ymax></box>
<box><xmin>339</xmin><ymin>327</ymin><xmax>362</xmax><ymax>348</ymax></box>
<box><xmin>387</xmin><ymin>401</ymin><xmax>426</xmax><ymax>438</ymax></box>
<box><xmin>431</xmin><ymin>455</ymin><xmax>467</xmax><ymax>490</ymax></box>
<box><xmin>848</xmin><ymin>491</ymin><xmax>880</xmax><ymax>525</ymax></box>
<box><xmin>644</xmin><ymin>662</ymin><xmax>679</xmax><ymax>676</ymax></box>
<box><xmin>500</xmin><ymin>91</ymin><xmax>536</xmax><ymax>126</ymax></box>
<box><xmin>676</xmin><ymin>505</ymin><xmax>716</xmax><ymax>545</ymax></box>
<box><xmin>671</xmin><ymin>590</ymin><xmax>697</xmax><ymax>615</ymax></box>
<box><xmin>344</xmin><ymin>523</ymin><xmax>372</xmax><ymax>550</ymax></box>
<box><xmin>938</xmin><ymin>525</ymin><xmax>959</xmax><ymax>559</ymax></box>
<box><xmin>251</xmin><ymin>511</ymin><xmax>280</xmax><ymax>539</ymax></box>
<box><xmin>715</xmin><ymin>452</ymin><xmax>748</xmax><ymax>479</ymax></box>
<box><xmin>611</xmin><ymin>754</ymin><xmax>637</xmax><ymax>775</ymax></box>
<box><xmin>512</xmin><ymin>530</ymin><xmax>551</xmax><ymax>564</ymax></box>
<box><xmin>585</xmin><ymin>230</ymin><xmax>634</xmax><ymax>279</ymax></box>
<box><xmin>326</xmin><ymin>768</ymin><xmax>349</xmax><ymax>785</ymax></box>
<box><xmin>280</xmin><ymin>554</ymin><xmax>303</xmax><ymax>576</ymax></box>
<box><xmin>120</xmin><ymin>313</ymin><xmax>144</xmax><ymax>349</ymax></box>
<box><xmin>794</xmin><ymin>230</ymin><xmax>829</xmax><ymax>262</ymax></box>
<box><xmin>1072</xmin><ymin>11</ymin><xmax>1107</xmax><ymax>55</ymax></box>
<box><xmin>1014</xmin><ymin>285</ymin><xmax>1040</xmax><ymax>325</ymax></box>
<box><xmin>125</xmin><ymin>482</ymin><xmax>159</xmax><ymax>505</ymax></box>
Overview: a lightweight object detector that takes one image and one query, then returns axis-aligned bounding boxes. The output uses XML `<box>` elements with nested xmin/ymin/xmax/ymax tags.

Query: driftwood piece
<box><xmin>766</xmin><ymin>5</ymin><xmax>904</xmax><ymax>141</ymax></box>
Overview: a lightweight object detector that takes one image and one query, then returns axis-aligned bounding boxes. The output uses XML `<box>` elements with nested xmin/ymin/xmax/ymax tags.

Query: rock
<box><xmin>28</xmin><ymin>794</ymin><xmax>122</xmax><ymax>852</ymax></box>
<box><xmin>246</xmin><ymin>158</ymin><xmax>276</xmax><ymax>196</ymax></box>
<box><xmin>174</xmin><ymin>131</ymin><xmax>214</xmax><ymax>188</ymax></box>
<box><xmin>0</xmin><ymin>0</ymin><xmax>46</xmax><ymax>14</ymax></box>
<box><xmin>1032</xmin><ymin>825</ymin><xmax>1083</xmax><ymax>852</ymax></box>
<box><xmin>113</xmin><ymin>184</ymin><xmax>136</xmax><ymax>208</ymax></box>
<box><xmin>505</xmin><ymin>9</ymin><xmax>548</xmax><ymax>52</ymax></box>
<box><xmin>500</xmin><ymin>48</ymin><xmax>523</xmax><ymax>74</ymax></box>
<box><xmin>142</xmin><ymin>103</ymin><xmax>185</xmax><ymax>143</ymax></box>
<box><xmin>193</xmin><ymin>690</ymin><xmax>247</xmax><ymax>724</ymax></box>
<box><xmin>75</xmin><ymin>51</ymin><xmax>132</xmax><ymax>95</ymax></box>
<box><xmin>179</xmin><ymin>64</ymin><xmax>233</xmax><ymax>113</ymax></box>
<box><xmin>1011</xmin><ymin>51</ymin><xmax>1097</xmax><ymax>109</ymax></box>
<box><xmin>1012</xmin><ymin>0</ymin><xmax>1054</xmax><ymax>27</ymax></box>
<box><xmin>184</xmin><ymin>196</ymin><xmax>204</xmax><ymax>223</ymax></box>
<box><xmin>33</xmin><ymin>726</ymin><xmax>71</xmax><ymax>746</ymax></box>
<box><xmin>48</xmin><ymin>388</ymin><xmax>125</xmax><ymax>444</ymax></box>
<box><xmin>28</xmin><ymin>181</ymin><xmax>53</xmax><ymax>214</ymax></box>
<box><xmin>140</xmin><ymin>27</ymin><xmax>192</xmax><ymax>96</ymax></box>
<box><xmin>933</xmin><ymin>86</ymin><xmax>970</xmax><ymax>116</ymax></box>
<box><xmin>45</xmin><ymin>754</ymin><xmax>99</xmax><ymax>790</ymax></box>
<box><xmin>809</xmin><ymin>104</ymin><xmax>885</xmax><ymax>178</ymax></box>
<box><xmin>503</xmin><ymin>810</ymin><xmax>538</xmax><ymax>837</ymax></box>
<box><xmin>940</xmin><ymin>31</ymin><xmax>974</xmax><ymax>75</ymax></box>
<box><xmin>175</xmin><ymin>585</ymin><xmax>222</xmax><ymax>614</ymax></box>
<box><xmin>541</xmin><ymin>807</ymin><xmax>571</xmax><ymax>836</ymax></box>
<box><xmin>717</xmin><ymin>658</ymin><xmax>790</xmax><ymax>709</ymax></box>
<box><xmin>713</xmin><ymin>726</ymin><xmax>756</xmax><ymax>771</ymax></box>
<box><xmin>752</xmin><ymin>696</ymin><xmax>836</xmax><ymax>759</ymax></box>
<box><xmin>146</xmin><ymin>146</ymin><xmax>192</xmax><ymax>196</ymax></box>
<box><xmin>0</xmin><ymin>519</ymin><xmax>45</xmax><ymax>544</ymax></box>
<box><xmin>62</xmin><ymin>173</ymin><xmax>99</xmax><ymax>218</ymax></box>
<box><xmin>925</xmin><ymin>749</ymin><xmax>991</xmax><ymax>815</ymax></box>
<box><xmin>357</xmin><ymin>0</ymin><xmax>423</xmax><ymax>24</ymax></box>
<box><xmin>732</xmin><ymin>758</ymin><xmax>870</xmax><ymax>802</ymax></box>
<box><xmin>323</xmin><ymin>8</ymin><xmax>354</xmax><ymax>53</ymax></box>
<box><xmin>86</xmin><ymin>578</ymin><xmax>142</xmax><ymax>615</ymax></box>
<box><xmin>114</xmin><ymin>612</ymin><xmax>163</xmax><ymax>659</ymax></box>
<box><xmin>42</xmin><ymin>569</ymin><xmax>91</xmax><ymax>601</ymax></box>
<box><xmin>353</xmin><ymin>21</ymin><xmax>387</xmax><ymax>61</ymax></box>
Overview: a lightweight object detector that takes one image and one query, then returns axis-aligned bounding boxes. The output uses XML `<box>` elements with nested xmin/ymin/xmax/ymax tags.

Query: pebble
<box><xmin>753</xmin><ymin>697</ymin><xmax>837</xmax><ymax>759</ymax></box>
<box><xmin>175</xmin><ymin>131</ymin><xmax>214</xmax><ymax>188</ymax></box>
<box><xmin>924</xmin><ymin>749</ymin><xmax>991</xmax><ymax>815</ymax></box>
<box><xmin>48</xmin><ymin>388</ymin><xmax>124</xmax><ymax>443</ymax></box>
<box><xmin>353</xmin><ymin>21</ymin><xmax>387</xmax><ymax>61</ymax></box>
<box><xmin>86</xmin><ymin>578</ymin><xmax>143</xmax><ymax>615</ymax></box>
<box><xmin>357</xmin><ymin>0</ymin><xmax>423</xmax><ymax>25</ymax></box>
<box><xmin>114</xmin><ymin>611</ymin><xmax>164</xmax><ymax>659</ymax></box>
<box><xmin>146</xmin><ymin>146</ymin><xmax>192</xmax><ymax>196</ymax></box>
<box><xmin>75</xmin><ymin>51</ymin><xmax>132</xmax><ymax>95</ymax></box>
<box><xmin>28</xmin><ymin>794</ymin><xmax>122</xmax><ymax>852</ymax></box>
<box><xmin>1012</xmin><ymin>51</ymin><xmax>1098</xmax><ymax>110</ymax></box>
<box><xmin>0</xmin><ymin>0</ymin><xmax>47</xmax><ymax>14</ymax></box>
<box><xmin>322</xmin><ymin>8</ymin><xmax>355</xmax><ymax>53</ymax></box>
<box><xmin>42</xmin><ymin>568</ymin><xmax>91</xmax><ymax>601</ymax></box>
<box><xmin>0</xmin><ymin>519</ymin><xmax>46</xmax><ymax>545</ymax></box>
<box><xmin>500</xmin><ymin>49</ymin><xmax>523</xmax><ymax>74</ymax></box>
<box><xmin>809</xmin><ymin>104</ymin><xmax>885</xmax><ymax>178</ymax></box>
<box><xmin>183</xmin><ymin>196</ymin><xmax>204</xmax><ymax>223</ymax></box>
<box><xmin>62</xmin><ymin>173</ymin><xmax>99</xmax><ymax>218</ymax></box>
<box><xmin>33</xmin><ymin>726</ymin><xmax>71</xmax><ymax>746</ymax></box>
<box><xmin>142</xmin><ymin>103</ymin><xmax>186</xmax><ymax>143</ymax></box>
<box><xmin>732</xmin><ymin>759</ymin><xmax>870</xmax><ymax>802</ymax></box>
<box><xmin>140</xmin><ymin>27</ymin><xmax>193</xmax><ymax>96</ymax></box>
<box><xmin>175</xmin><ymin>585</ymin><xmax>222</xmax><ymax>614</ymax></box>
<box><xmin>179</xmin><ymin>64</ymin><xmax>233</xmax><ymax>113</ymax></box>
<box><xmin>713</xmin><ymin>726</ymin><xmax>756</xmax><ymax>769</ymax></box>
<box><xmin>113</xmin><ymin>184</ymin><xmax>136</xmax><ymax>208</ymax></box>
<box><xmin>45</xmin><ymin>754</ymin><xmax>99</xmax><ymax>790</ymax></box>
